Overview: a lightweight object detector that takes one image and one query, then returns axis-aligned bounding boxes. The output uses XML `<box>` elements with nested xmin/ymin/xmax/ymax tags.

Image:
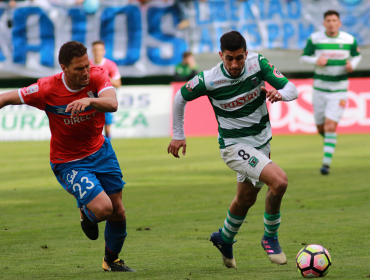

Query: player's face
<box><xmin>323</xmin><ymin>15</ymin><xmax>341</xmax><ymax>36</ymax></box>
<box><xmin>62</xmin><ymin>54</ymin><xmax>90</xmax><ymax>89</ymax></box>
<box><xmin>92</xmin><ymin>44</ymin><xmax>106</xmax><ymax>63</ymax></box>
<box><xmin>219</xmin><ymin>49</ymin><xmax>247</xmax><ymax>78</ymax></box>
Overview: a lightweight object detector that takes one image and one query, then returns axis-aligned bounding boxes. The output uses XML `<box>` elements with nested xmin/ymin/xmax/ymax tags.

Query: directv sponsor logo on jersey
<box><xmin>210</xmin><ymin>79</ymin><xmax>227</xmax><ymax>86</ymax></box>
<box><xmin>63</xmin><ymin>111</ymin><xmax>97</xmax><ymax>125</ymax></box>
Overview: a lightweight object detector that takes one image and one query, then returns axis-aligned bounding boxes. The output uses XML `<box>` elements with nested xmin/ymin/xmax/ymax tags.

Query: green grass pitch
<box><xmin>0</xmin><ymin>134</ymin><xmax>370</xmax><ymax>279</ymax></box>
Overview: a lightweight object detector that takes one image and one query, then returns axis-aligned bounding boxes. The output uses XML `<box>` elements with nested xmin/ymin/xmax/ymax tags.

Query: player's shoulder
<box><xmin>90</xmin><ymin>66</ymin><xmax>109</xmax><ymax>77</ymax></box>
<box><xmin>338</xmin><ymin>31</ymin><xmax>356</xmax><ymax>43</ymax></box>
<box><xmin>310</xmin><ymin>30</ymin><xmax>326</xmax><ymax>42</ymax></box>
<box><xmin>38</xmin><ymin>72</ymin><xmax>63</xmax><ymax>92</ymax></box>
<box><xmin>104</xmin><ymin>58</ymin><xmax>118</xmax><ymax>67</ymax></box>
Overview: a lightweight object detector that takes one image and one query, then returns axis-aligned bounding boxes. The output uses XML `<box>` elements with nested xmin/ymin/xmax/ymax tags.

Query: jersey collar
<box><xmin>62</xmin><ymin>73</ymin><xmax>85</xmax><ymax>92</ymax></box>
<box><xmin>220</xmin><ymin>63</ymin><xmax>246</xmax><ymax>79</ymax></box>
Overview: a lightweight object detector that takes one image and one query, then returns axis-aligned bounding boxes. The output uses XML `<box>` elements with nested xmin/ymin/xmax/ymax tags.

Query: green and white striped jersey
<box><xmin>180</xmin><ymin>52</ymin><xmax>289</xmax><ymax>149</ymax></box>
<box><xmin>302</xmin><ymin>30</ymin><xmax>361</xmax><ymax>93</ymax></box>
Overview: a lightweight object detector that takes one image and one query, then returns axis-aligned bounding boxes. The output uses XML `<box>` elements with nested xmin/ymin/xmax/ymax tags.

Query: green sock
<box><xmin>323</xmin><ymin>133</ymin><xmax>337</xmax><ymax>166</ymax></box>
<box><xmin>221</xmin><ymin>209</ymin><xmax>246</xmax><ymax>244</ymax></box>
<box><xmin>264</xmin><ymin>212</ymin><xmax>281</xmax><ymax>237</ymax></box>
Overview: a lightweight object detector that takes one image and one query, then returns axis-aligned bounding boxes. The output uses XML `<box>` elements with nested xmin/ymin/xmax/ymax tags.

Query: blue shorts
<box><xmin>105</xmin><ymin>112</ymin><xmax>114</xmax><ymax>125</ymax></box>
<box><xmin>51</xmin><ymin>137</ymin><xmax>125</xmax><ymax>208</ymax></box>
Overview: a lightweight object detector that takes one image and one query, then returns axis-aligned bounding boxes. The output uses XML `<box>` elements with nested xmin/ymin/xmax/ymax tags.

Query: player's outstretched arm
<box><xmin>168</xmin><ymin>89</ymin><xmax>187</xmax><ymax>158</ymax></box>
<box><xmin>0</xmin><ymin>90</ymin><xmax>23</xmax><ymax>109</ymax></box>
<box><xmin>66</xmin><ymin>88</ymin><xmax>118</xmax><ymax>118</ymax></box>
<box><xmin>261</xmin><ymin>81</ymin><xmax>298</xmax><ymax>104</ymax></box>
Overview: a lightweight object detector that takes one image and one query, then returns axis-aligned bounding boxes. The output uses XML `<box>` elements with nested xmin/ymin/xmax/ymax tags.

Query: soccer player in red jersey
<box><xmin>0</xmin><ymin>41</ymin><xmax>135</xmax><ymax>272</ymax></box>
<box><xmin>90</xmin><ymin>40</ymin><xmax>121</xmax><ymax>140</ymax></box>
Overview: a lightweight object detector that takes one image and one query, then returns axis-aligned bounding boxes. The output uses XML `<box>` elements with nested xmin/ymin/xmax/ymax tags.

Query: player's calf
<box><xmin>79</xmin><ymin>206</ymin><xmax>99</xmax><ymax>240</ymax></box>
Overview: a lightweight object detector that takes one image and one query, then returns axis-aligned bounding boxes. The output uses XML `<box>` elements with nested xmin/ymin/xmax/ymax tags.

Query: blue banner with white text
<box><xmin>0</xmin><ymin>0</ymin><xmax>368</xmax><ymax>78</ymax></box>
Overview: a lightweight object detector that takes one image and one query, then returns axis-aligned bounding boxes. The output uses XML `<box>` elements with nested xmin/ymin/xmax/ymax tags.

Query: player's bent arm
<box><xmin>278</xmin><ymin>82</ymin><xmax>299</xmax><ymax>102</ymax></box>
<box><xmin>0</xmin><ymin>90</ymin><xmax>23</xmax><ymax>109</ymax></box>
<box><xmin>90</xmin><ymin>88</ymin><xmax>118</xmax><ymax>112</ymax></box>
<box><xmin>299</xmin><ymin>55</ymin><xmax>318</xmax><ymax>65</ymax></box>
<box><xmin>172</xmin><ymin>89</ymin><xmax>187</xmax><ymax>140</ymax></box>
<box><xmin>110</xmin><ymin>78</ymin><xmax>121</xmax><ymax>88</ymax></box>
<box><xmin>350</xmin><ymin>55</ymin><xmax>362</xmax><ymax>69</ymax></box>
<box><xmin>168</xmin><ymin>90</ymin><xmax>188</xmax><ymax>158</ymax></box>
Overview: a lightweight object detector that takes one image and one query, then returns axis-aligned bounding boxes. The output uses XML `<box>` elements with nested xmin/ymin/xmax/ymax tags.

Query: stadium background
<box><xmin>0</xmin><ymin>0</ymin><xmax>369</xmax><ymax>141</ymax></box>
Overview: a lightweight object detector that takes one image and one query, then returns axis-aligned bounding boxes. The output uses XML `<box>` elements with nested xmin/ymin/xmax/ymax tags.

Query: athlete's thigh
<box><xmin>220</xmin><ymin>143</ymin><xmax>272</xmax><ymax>188</ymax></box>
<box><xmin>259</xmin><ymin>161</ymin><xmax>286</xmax><ymax>187</ymax></box>
<box><xmin>312</xmin><ymin>90</ymin><xmax>327</xmax><ymax>125</ymax></box>
<box><xmin>325</xmin><ymin>92</ymin><xmax>347</xmax><ymax>123</ymax></box>
<box><xmin>55</xmin><ymin>169</ymin><xmax>104</xmax><ymax>208</ymax></box>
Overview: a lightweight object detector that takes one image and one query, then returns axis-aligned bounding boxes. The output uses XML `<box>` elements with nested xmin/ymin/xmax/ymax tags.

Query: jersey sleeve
<box><xmin>350</xmin><ymin>38</ymin><xmax>361</xmax><ymax>57</ymax></box>
<box><xmin>180</xmin><ymin>72</ymin><xmax>207</xmax><ymax>101</ymax></box>
<box><xmin>18</xmin><ymin>81</ymin><xmax>46</xmax><ymax>110</ymax></box>
<box><xmin>91</xmin><ymin>68</ymin><xmax>114</xmax><ymax>96</ymax></box>
<box><xmin>258</xmin><ymin>55</ymin><xmax>289</xmax><ymax>90</ymax></box>
<box><xmin>301</xmin><ymin>37</ymin><xmax>315</xmax><ymax>56</ymax></box>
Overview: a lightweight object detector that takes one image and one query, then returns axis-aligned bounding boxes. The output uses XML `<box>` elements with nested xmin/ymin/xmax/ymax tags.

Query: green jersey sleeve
<box><xmin>258</xmin><ymin>55</ymin><xmax>289</xmax><ymax>90</ymax></box>
<box><xmin>302</xmin><ymin>37</ymin><xmax>315</xmax><ymax>56</ymax></box>
<box><xmin>180</xmin><ymin>72</ymin><xmax>207</xmax><ymax>101</ymax></box>
<box><xmin>350</xmin><ymin>38</ymin><xmax>361</xmax><ymax>57</ymax></box>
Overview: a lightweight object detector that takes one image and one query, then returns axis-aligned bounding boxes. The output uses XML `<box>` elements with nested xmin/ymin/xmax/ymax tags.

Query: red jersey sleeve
<box><xmin>18</xmin><ymin>81</ymin><xmax>46</xmax><ymax>110</ymax></box>
<box><xmin>90</xmin><ymin>67</ymin><xmax>115</xmax><ymax>96</ymax></box>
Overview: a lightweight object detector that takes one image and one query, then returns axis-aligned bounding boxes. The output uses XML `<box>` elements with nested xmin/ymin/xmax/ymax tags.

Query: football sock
<box><xmin>104</xmin><ymin>217</ymin><xmax>127</xmax><ymax>262</ymax></box>
<box><xmin>221</xmin><ymin>209</ymin><xmax>246</xmax><ymax>244</ymax></box>
<box><xmin>323</xmin><ymin>132</ymin><xmax>337</xmax><ymax>166</ymax></box>
<box><xmin>264</xmin><ymin>212</ymin><xmax>281</xmax><ymax>237</ymax></box>
<box><xmin>83</xmin><ymin>205</ymin><xmax>101</xmax><ymax>223</ymax></box>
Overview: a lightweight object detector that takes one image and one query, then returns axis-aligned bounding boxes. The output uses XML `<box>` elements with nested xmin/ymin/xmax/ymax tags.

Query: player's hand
<box><xmin>316</xmin><ymin>56</ymin><xmax>328</xmax><ymax>66</ymax></box>
<box><xmin>167</xmin><ymin>139</ymin><xmax>187</xmax><ymax>158</ymax></box>
<box><xmin>66</xmin><ymin>98</ymin><xmax>91</xmax><ymax>118</ymax></box>
<box><xmin>345</xmin><ymin>60</ymin><xmax>354</xmax><ymax>73</ymax></box>
<box><xmin>261</xmin><ymin>86</ymin><xmax>282</xmax><ymax>104</ymax></box>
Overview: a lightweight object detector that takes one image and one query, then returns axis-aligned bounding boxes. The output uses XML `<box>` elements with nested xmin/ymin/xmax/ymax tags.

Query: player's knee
<box><xmin>236</xmin><ymin>193</ymin><xmax>257</xmax><ymax>208</ymax></box>
<box><xmin>95</xmin><ymin>204</ymin><xmax>114</xmax><ymax>221</ymax></box>
<box><xmin>272</xmin><ymin>174</ymin><xmax>288</xmax><ymax>196</ymax></box>
<box><xmin>111</xmin><ymin>206</ymin><xmax>125</xmax><ymax>220</ymax></box>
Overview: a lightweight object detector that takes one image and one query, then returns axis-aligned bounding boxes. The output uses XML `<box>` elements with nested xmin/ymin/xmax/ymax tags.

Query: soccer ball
<box><xmin>296</xmin><ymin>244</ymin><xmax>332</xmax><ymax>278</ymax></box>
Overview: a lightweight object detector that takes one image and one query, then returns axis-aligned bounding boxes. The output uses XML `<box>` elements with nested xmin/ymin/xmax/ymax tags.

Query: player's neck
<box><xmin>325</xmin><ymin>30</ymin><xmax>339</xmax><ymax>38</ymax></box>
<box><xmin>94</xmin><ymin>57</ymin><xmax>104</xmax><ymax>65</ymax></box>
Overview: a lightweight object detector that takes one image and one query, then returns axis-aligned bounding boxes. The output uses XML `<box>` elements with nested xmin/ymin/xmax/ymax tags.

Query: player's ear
<box><xmin>245</xmin><ymin>51</ymin><xmax>248</xmax><ymax>59</ymax></box>
<box><xmin>60</xmin><ymin>64</ymin><xmax>68</xmax><ymax>74</ymax></box>
<box><xmin>219</xmin><ymin>51</ymin><xmax>223</xmax><ymax>60</ymax></box>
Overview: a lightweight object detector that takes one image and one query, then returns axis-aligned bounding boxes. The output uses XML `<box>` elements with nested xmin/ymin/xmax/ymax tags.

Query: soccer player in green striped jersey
<box><xmin>167</xmin><ymin>31</ymin><xmax>298</xmax><ymax>268</ymax></box>
<box><xmin>300</xmin><ymin>10</ymin><xmax>362</xmax><ymax>175</ymax></box>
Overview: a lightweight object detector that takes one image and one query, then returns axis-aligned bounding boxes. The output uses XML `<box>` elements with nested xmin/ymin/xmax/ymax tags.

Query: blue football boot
<box><xmin>210</xmin><ymin>228</ymin><xmax>237</xmax><ymax>268</ymax></box>
<box><xmin>261</xmin><ymin>234</ymin><xmax>287</xmax><ymax>265</ymax></box>
<box><xmin>320</xmin><ymin>164</ymin><xmax>330</xmax><ymax>175</ymax></box>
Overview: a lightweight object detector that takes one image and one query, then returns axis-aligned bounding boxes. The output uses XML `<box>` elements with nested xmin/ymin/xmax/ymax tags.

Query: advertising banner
<box><xmin>0</xmin><ymin>85</ymin><xmax>172</xmax><ymax>141</ymax></box>
<box><xmin>0</xmin><ymin>0</ymin><xmax>369</xmax><ymax>78</ymax></box>
<box><xmin>172</xmin><ymin>77</ymin><xmax>370</xmax><ymax>136</ymax></box>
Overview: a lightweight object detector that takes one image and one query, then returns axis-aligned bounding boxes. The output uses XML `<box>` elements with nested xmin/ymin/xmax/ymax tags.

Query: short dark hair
<box><xmin>220</xmin><ymin>31</ymin><xmax>247</xmax><ymax>52</ymax></box>
<box><xmin>324</xmin><ymin>10</ymin><xmax>340</xmax><ymax>19</ymax></box>
<box><xmin>58</xmin><ymin>41</ymin><xmax>87</xmax><ymax>67</ymax></box>
<box><xmin>182</xmin><ymin>51</ymin><xmax>192</xmax><ymax>59</ymax></box>
<box><xmin>92</xmin><ymin>40</ymin><xmax>105</xmax><ymax>47</ymax></box>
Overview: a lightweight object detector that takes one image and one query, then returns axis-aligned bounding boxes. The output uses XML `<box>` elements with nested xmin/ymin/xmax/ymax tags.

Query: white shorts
<box><xmin>220</xmin><ymin>143</ymin><xmax>272</xmax><ymax>188</ymax></box>
<box><xmin>312</xmin><ymin>89</ymin><xmax>347</xmax><ymax>125</ymax></box>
